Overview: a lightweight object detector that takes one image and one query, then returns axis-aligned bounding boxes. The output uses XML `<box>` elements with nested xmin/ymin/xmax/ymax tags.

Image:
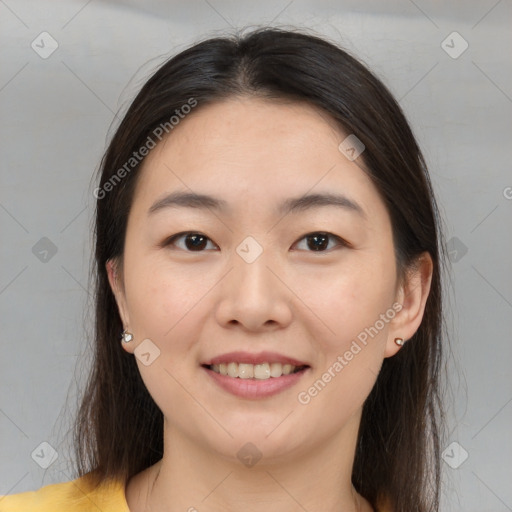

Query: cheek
<box><xmin>122</xmin><ymin>259</ymin><xmax>212</xmax><ymax>415</ymax></box>
<box><xmin>124</xmin><ymin>254</ymin><xmax>204</xmax><ymax>338</ymax></box>
<box><xmin>293</xmin><ymin>263</ymin><xmax>396</xmax><ymax>429</ymax></box>
<box><xmin>296</xmin><ymin>254</ymin><xmax>397</xmax><ymax>346</ymax></box>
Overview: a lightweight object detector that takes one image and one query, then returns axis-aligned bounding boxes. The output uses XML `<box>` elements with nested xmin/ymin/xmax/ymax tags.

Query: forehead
<box><xmin>156</xmin><ymin>97</ymin><xmax>343</xmax><ymax>164</ymax></box>
<box><xmin>130</xmin><ymin>97</ymin><xmax>387</xmax><ymax>224</ymax></box>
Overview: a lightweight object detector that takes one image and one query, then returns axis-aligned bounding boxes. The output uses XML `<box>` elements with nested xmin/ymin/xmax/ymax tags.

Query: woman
<box><xmin>1</xmin><ymin>27</ymin><xmax>446</xmax><ymax>512</ymax></box>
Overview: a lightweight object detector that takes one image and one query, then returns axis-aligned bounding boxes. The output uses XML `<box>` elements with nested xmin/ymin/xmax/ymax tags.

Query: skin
<box><xmin>107</xmin><ymin>97</ymin><xmax>433</xmax><ymax>512</ymax></box>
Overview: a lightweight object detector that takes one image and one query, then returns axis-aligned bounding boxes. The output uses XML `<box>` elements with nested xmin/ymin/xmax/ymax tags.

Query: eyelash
<box><xmin>162</xmin><ymin>231</ymin><xmax>349</xmax><ymax>253</ymax></box>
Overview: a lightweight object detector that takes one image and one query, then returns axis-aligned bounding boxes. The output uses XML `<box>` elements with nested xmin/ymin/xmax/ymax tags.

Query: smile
<box><xmin>202</xmin><ymin>364</ymin><xmax>310</xmax><ymax>400</ymax></box>
<box><xmin>205</xmin><ymin>362</ymin><xmax>308</xmax><ymax>380</ymax></box>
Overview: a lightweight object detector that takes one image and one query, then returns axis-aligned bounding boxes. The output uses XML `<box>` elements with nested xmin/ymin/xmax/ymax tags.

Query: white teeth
<box><xmin>227</xmin><ymin>362</ymin><xmax>238</xmax><ymax>378</ymax></box>
<box><xmin>282</xmin><ymin>364</ymin><xmax>293</xmax><ymax>375</ymax></box>
<box><xmin>269</xmin><ymin>363</ymin><xmax>282</xmax><ymax>378</ymax></box>
<box><xmin>208</xmin><ymin>362</ymin><xmax>305</xmax><ymax>379</ymax></box>
<box><xmin>238</xmin><ymin>363</ymin><xmax>254</xmax><ymax>379</ymax></box>
<box><xmin>254</xmin><ymin>363</ymin><xmax>270</xmax><ymax>380</ymax></box>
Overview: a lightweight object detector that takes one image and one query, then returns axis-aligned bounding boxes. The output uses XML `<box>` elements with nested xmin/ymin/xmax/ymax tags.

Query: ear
<box><xmin>106</xmin><ymin>258</ymin><xmax>131</xmax><ymax>332</ymax></box>
<box><xmin>384</xmin><ymin>252</ymin><xmax>433</xmax><ymax>358</ymax></box>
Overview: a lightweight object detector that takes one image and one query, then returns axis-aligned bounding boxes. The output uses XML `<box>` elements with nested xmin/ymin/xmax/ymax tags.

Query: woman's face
<box><xmin>108</xmin><ymin>97</ymin><xmax>429</xmax><ymax>463</ymax></box>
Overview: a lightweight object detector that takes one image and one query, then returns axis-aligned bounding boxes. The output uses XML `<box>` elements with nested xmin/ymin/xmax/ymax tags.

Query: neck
<box><xmin>128</xmin><ymin>409</ymin><xmax>373</xmax><ymax>512</ymax></box>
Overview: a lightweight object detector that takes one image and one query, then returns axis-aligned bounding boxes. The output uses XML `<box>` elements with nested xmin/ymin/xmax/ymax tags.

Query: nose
<box><xmin>214</xmin><ymin>247</ymin><xmax>293</xmax><ymax>332</ymax></box>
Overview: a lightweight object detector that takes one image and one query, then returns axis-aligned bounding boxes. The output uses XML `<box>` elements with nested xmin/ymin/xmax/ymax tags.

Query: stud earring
<box><xmin>394</xmin><ymin>337</ymin><xmax>405</xmax><ymax>346</ymax></box>
<box><xmin>121</xmin><ymin>330</ymin><xmax>133</xmax><ymax>344</ymax></box>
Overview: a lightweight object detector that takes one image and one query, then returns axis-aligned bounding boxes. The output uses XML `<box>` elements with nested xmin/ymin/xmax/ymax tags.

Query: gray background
<box><xmin>1</xmin><ymin>1</ymin><xmax>511</xmax><ymax>510</ymax></box>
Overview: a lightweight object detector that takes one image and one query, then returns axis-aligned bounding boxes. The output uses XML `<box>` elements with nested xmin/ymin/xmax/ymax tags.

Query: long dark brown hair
<box><xmin>73</xmin><ymin>27</ymin><xmax>448</xmax><ymax>512</ymax></box>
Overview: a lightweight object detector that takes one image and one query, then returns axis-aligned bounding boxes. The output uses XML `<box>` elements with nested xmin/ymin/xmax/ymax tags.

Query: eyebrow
<box><xmin>148</xmin><ymin>191</ymin><xmax>366</xmax><ymax>219</ymax></box>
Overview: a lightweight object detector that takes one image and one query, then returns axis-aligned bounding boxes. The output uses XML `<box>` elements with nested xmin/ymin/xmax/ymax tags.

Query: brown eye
<box><xmin>164</xmin><ymin>232</ymin><xmax>217</xmax><ymax>252</ymax></box>
<box><xmin>163</xmin><ymin>231</ymin><xmax>347</xmax><ymax>253</ymax></box>
<box><xmin>293</xmin><ymin>232</ymin><xmax>347</xmax><ymax>252</ymax></box>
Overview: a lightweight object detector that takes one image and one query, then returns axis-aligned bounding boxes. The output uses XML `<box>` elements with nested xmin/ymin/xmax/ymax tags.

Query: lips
<box><xmin>202</xmin><ymin>364</ymin><xmax>310</xmax><ymax>399</ymax></box>
<box><xmin>200</xmin><ymin>350</ymin><xmax>311</xmax><ymax>399</ymax></box>
<box><xmin>202</xmin><ymin>351</ymin><xmax>310</xmax><ymax>367</ymax></box>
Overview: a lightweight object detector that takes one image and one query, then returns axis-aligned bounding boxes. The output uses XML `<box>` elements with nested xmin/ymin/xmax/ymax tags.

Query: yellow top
<box><xmin>0</xmin><ymin>474</ymin><xmax>392</xmax><ymax>511</ymax></box>
<box><xmin>0</xmin><ymin>475</ymin><xmax>129</xmax><ymax>512</ymax></box>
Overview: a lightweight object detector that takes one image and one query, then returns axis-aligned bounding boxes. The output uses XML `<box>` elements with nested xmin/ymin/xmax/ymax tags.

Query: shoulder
<box><xmin>0</xmin><ymin>473</ymin><xmax>130</xmax><ymax>512</ymax></box>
